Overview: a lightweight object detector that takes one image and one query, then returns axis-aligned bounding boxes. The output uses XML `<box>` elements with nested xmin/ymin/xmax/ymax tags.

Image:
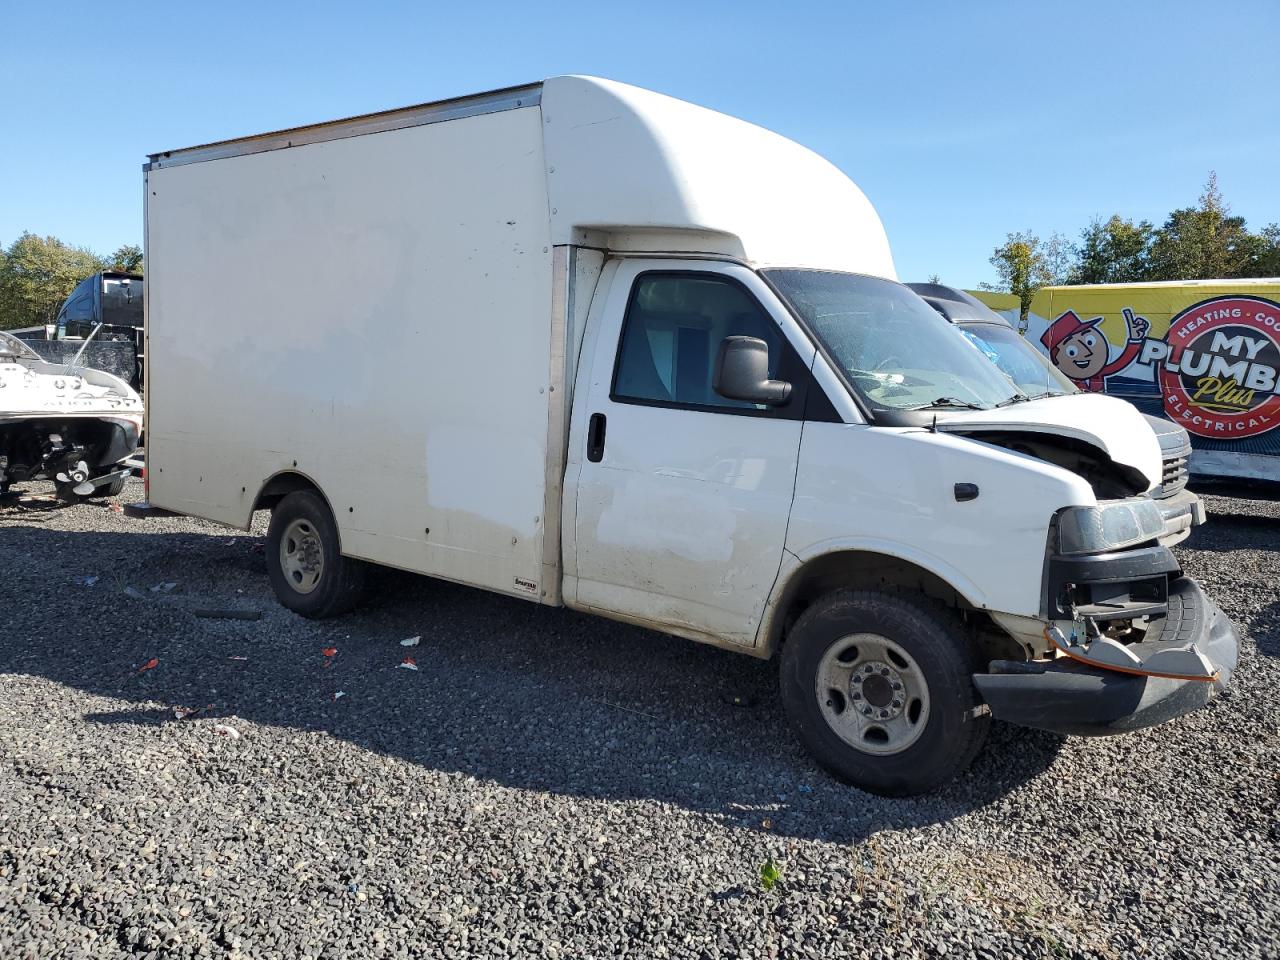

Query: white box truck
<box><xmin>144</xmin><ymin>77</ymin><xmax>1238</xmax><ymax>795</ymax></box>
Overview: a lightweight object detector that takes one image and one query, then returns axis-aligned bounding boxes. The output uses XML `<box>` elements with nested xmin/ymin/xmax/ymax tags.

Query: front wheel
<box><xmin>266</xmin><ymin>490</ymin><xmax>367</xmax><ymax>618</ymax></box>
<box><xmin>779</xmin><ymin>590</ymin><xmax>989</xmax><ymax>796</ymax></box>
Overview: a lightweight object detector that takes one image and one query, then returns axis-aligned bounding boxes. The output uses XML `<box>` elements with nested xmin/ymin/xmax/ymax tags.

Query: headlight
<box><xmin>1056</xmin><ymin>499</ymin><xmax>1165</xmax><ymax>556</ymax></box>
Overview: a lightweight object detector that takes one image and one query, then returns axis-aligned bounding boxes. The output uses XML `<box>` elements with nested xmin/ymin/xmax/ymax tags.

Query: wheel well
<box><xmin>768</xmin><ymin>551</ymin><xmax>1012</xmax><ymax>660</ymax></box>
<box><xmin>252</xmin><ymin>471</ymin><xmax>325</xmax><ymax>513</ymax></box>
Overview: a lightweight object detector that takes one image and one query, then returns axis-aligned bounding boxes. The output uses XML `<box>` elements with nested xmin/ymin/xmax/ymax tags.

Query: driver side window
<box><xmin>612</xmin><ymin>273</ymin><xmax>789</xmax><ymax>413</ymax></box>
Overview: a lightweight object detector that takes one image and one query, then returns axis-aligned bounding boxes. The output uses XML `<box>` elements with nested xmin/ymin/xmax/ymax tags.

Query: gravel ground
<box><xmin>1</xmin><ymin>479</ymin><xmax>1277</xmax><ymax>960</ymax></box>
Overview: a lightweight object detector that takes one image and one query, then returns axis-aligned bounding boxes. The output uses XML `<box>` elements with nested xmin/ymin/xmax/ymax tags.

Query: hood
<box><xmin>933</xmin><ymin>393</ymin><xmax>1162</xmax><ymax>490</ymax></box>
<box><xmin>1141</xmin><ymin>413</ymin><xmax>1192</xmax><ymax>457</ymax></box>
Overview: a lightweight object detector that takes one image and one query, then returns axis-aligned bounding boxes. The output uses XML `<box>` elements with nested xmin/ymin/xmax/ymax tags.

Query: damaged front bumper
<box><xmin>1155</xmin><ymin>488</ymin><xmax>1206</xmax><ymax>548</ymax></box>
<box><xmin>973</xmin><ymin>577</ymin><xmax>1239</xmax><ymax>736</ymax></box>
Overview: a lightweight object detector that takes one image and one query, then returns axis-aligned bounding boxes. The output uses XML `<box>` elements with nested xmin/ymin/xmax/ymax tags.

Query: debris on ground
<box><xmin>150</xmin><ymin>581</ymin><xmax>178</xmax><ymax>593</ymax></box>
<box><xmin>138</xmin><ymin>658</ymin><xmax>159</xmax><ymax>674</ymax></box>
<box><xmin>228</xmin><ymin>655</ymin><xmax>249</xmax><ymax>662</ymax></box>
<box><xmin>123</xmin><ymin>586</ymin><xmax>147</xmax><ymax>600</ymax></box>
<box><xmin>192</xmin><ymin>608</ymin><xmax>263</xmax><ymax>620</ymax></box>
<box><xmin>173</xmin><ymin>704</ymin><xmax>214</xmax><ymax>720</ymax></box>
<box><xmin>400</xmin><ymin>636</ymin><xmax>421</xmax><ymax>647</ymax></box>
<box><xmin>397</xmin><ymin>657</ymin><xmax>418</xmax><ymax>671</ymax></box>
<box><xmin>211</xmin><ymin>723</ymin><xmax>241</xmax><ymax>740</ymax></box>
<box><xmin>78</xmin><ymin>575</ymin><xmax>99</xmax><ymax>586</ymax></box>
<box><xmin>333</xmin><ymin>691</ymin><xmax>346</xmax><ymax>701</ymax></box>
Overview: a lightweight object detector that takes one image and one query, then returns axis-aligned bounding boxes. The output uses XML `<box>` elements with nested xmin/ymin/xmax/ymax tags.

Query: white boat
<box><xmin>0</xmin><ymin>329</ymin><xmax>144</xmax><ymax>499</ymax></box>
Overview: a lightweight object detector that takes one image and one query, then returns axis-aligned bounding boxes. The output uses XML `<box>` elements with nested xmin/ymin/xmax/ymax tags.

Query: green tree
<box><xmin>981</xmin><ymin>230</ymin><xmax>1070</xmax><ymax>325</ymax></box>
<box><xmin>1254</xmin><ymin>224</ymin><xmax>1280</xmax><ymax>276</ymax></box>
<box><xmin>1072</xmin><ymin>215</ymin><xmax>1155</xmax><ymax>284</ymax></box>
<box><xmin>1147</xmin><ymin>172</ymin><xmax>1256</xmax><ymax>280</ymax></box>
<box><xmin>107</xmin><ymin>244</ymin><xmax>144</xmax><ymax>274</ymax></box>
<box><xmin>0</xmin><ymin>233</ymin><xmax>107</xmax><ymax>330</ymax></box>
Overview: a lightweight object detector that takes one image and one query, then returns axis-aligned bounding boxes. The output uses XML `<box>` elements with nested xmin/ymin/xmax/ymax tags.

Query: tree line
<box><xmin>0</xmin><ymin>233</ymin><xmax>143</xmax><ymax>331</ymax></box>
<box><xmin>983</xmin><ymin>173</ymin><xmax>1280</xmax><ymax>322</ymax></box>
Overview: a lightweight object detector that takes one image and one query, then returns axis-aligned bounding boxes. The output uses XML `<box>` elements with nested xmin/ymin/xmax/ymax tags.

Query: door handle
<box><xmin>587</xmin><ymin>412</ymin><xmax>607</xmax><ymax>462</ymax></box>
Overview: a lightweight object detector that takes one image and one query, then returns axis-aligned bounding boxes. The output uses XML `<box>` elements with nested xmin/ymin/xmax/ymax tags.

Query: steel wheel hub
<box><xmin>816</xmin><ymin>633</ymin><xmax>931</xmax><ymax>756</ymax></box>
<box><xmin>851</xmin><ymin>660</ymin><xmax>906</xmax><ymax>721</ymax></box>
<box><xmin>280</xmin><ymin>518</ymin><xmax>324</xmax><ymax>594</ymax></box>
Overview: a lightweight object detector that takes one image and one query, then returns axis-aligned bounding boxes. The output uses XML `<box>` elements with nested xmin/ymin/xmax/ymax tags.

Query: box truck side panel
<box><xmin>147</xmin><ymin>104</ymin><xmax>556</xmax><ymax>599</ymax></box>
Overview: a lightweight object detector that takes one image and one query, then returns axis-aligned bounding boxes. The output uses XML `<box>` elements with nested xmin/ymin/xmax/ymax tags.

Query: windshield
<box><xmin>955</xmin><ymin>322</ymin><xmax>1077</xmax><ymax>398</ymax></box>
<box><xmin>0</xmin><ymin>330</ymin><xmax>41</xmax><ymax>361</ymax></box>
<box><xmin>763</xmin><ymin>270</ymin><xmax>1022</xmax><ymax>411</ymax></box>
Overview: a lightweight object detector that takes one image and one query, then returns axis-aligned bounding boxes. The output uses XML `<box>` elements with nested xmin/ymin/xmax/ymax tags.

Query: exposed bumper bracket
<box><xmin>974</xmin><ymin>577</ymin><xmax>1238</xmax><ymax>736</ymax></box>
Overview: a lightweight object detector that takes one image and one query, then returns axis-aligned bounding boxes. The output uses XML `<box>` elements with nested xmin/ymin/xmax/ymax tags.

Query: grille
<box><xmin>1155</xmin><ymin>453</ymin><xmax>1189</xmax><ymax>498</ymax></box>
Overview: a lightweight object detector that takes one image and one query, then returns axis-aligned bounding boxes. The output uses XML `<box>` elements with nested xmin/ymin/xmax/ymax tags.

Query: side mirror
<box><xmin>713</xmin><ymin>336</ymin><xmax>792</xmax><ymax>405</ymax></box>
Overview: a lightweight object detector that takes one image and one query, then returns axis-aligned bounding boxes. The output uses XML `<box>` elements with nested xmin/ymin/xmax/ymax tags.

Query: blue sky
<box><xmin>2</xmin><ymin>0</ymin><xmax>1276</xmax><ymax>287</ymax></box>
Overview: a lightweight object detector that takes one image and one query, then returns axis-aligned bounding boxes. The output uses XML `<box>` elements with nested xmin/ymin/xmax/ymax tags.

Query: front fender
<box><xmin>772</xmin><ymin>424</ymin><xmax>1095</xmax><ymax>647</ymax></box>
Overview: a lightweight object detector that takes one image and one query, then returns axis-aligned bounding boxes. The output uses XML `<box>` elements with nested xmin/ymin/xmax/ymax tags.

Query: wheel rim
<box><xmin>280</xmin><ymin>517</ymin><xmax>324</xmax><ymax>594</ymax></box>
<box><xmin>815</xmin><ymin>633</ymin><xmax>931</xmax><ymax>756</ymax></box>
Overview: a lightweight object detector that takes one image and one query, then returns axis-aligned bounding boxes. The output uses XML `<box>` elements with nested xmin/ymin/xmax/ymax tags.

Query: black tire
<box><xmin>89</xmin><ymin>475</ymin><xmax>127</xmax><ymax>498</ymax></box>
<box><xmin>779</xmin><ymin>590</ymin><xmax>989</xmax><ymax>796</ymax></box>
<box><xmin>266</xmin><ymin>490</ymin><xmax>366</xmax><ymax>618</ymax></box>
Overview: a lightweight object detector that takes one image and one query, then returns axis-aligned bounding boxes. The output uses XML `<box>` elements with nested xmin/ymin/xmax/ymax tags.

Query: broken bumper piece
<box><xmin>972</xmin><ymin>577</ymin><xmax>1238</xmax><ymax>737</ymax></box>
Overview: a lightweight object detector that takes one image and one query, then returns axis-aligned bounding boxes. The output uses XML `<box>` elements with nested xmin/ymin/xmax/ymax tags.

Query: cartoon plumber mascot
<box><xmin>1040</xmin><ymin>307</ymin><xmax>1149</xmax><ymax>391</ymax></box>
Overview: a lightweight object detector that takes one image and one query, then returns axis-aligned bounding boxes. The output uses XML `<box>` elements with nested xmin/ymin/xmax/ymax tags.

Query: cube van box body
<box><xmin>144</xmin><ymin>77</ymin><xmax>1239</xmax><ymax>795</ymax></box>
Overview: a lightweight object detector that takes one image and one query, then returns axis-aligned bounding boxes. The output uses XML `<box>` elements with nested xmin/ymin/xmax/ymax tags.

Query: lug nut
<box><xmin>880</xmin><ymin>710</ymin><xmax>889</xmax><ymax>718</ymax></box>
<box><xmin>880</xmin><ymin>668</ymin><xmax>890</xmax><ymax>676</ymax></box>
<box><xmin>851</xmin><ymin>692</ymin><xmax>862</xmax><ymax>701</ymax></box>
<box><xmin>862</xmin><ymin>707</ymin><xmax>873</xmax><ymax>716</ymax></box>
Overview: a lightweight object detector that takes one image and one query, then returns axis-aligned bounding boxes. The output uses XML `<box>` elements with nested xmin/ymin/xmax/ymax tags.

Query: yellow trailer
<box><xmin>1025</xmin><ymin>280</ymin><xmax>1280</xmax><ymax>484</ymax></box>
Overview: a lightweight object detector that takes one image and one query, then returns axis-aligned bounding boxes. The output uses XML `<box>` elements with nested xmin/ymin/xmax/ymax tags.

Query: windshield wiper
<box><xmin>912</xmin><ymin>397</ymin><xmax>985</xmax><ymax>411</ymax></box>
<box><xmin>996</xmin><ymin>390</ymin><xmax>1061</xmax><ymax>406</ymax></box>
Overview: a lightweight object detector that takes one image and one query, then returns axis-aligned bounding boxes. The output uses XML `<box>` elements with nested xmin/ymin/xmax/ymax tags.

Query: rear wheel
<box><xmin>266</xmin><ymin>490</ymin><xmax>366</xmax><ymax>618</ymax></box>
<box><xmin>780</xmin><ymin>590</ymin><xmax>989</xmax><ymax>796</ymax></box>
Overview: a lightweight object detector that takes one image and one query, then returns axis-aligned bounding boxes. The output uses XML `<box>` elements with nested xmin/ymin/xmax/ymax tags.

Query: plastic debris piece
<box><xmin>138</xmin><ymin>658</ymin><xmax>159</xmax><ymax>674</ymax></box>
<box><xmin>110</xmin><ymin>503</ymin><xmax>124</xmax><ymax>513</ymax></box>
<box><xmin>400</xmin><ymin>636</ymin><xmax>421</xmax><ymax>647</ymax></box>
<box><xmin>193</xmin><ymin>608</ymin><xmax>262</xmax><ymax>620</ymax></box>
<box><xmin>211</xmin><ymin>723</ymin><xmax>240</xmax><ymax>740</ymax></box>
<box><xmin>321</xmin><ymin>647</ymin><xmax>338</xmax><ymax>658</ymax></box>
<box><xmin>150</xmin><ymin>581</ymin><xmax>178</xmax><ymax>593</ymax></box>
<box><xmin>333</xmin><ymin>691</ymin><xmax>346</xmax><ymax>701</ymax></box>
<box><xmin>228</xmin><ymin>655</ymin><xmax>249</xmax><ymax>662</ymax></box>
<box><xmin>397</xmin><ymin>657</ymin><xmax>419</xmax><ymax>671</ymax></box>
<box><xmin>123</xmin><ymin>586</ymin><xmax>147</xmax><ymax>600</ymax></box>
<box><xmin>173</xmin><ymin>703</ymin><xmax>214</xmax><ymax>720</ymax></box>
<box><xmin>761</xmin><ymin>817</ymin><xmax>774</xmax><ymax>830</ymax></box>
<box><xmin>79</xmin><ymin>575</ymin><xmax>99</xmax><ymax>586</ymax></box>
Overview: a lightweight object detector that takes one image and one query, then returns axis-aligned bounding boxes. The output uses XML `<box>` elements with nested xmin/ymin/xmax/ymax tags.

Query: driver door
<box><xmin>565</xmin><ymin>259</ymin><xmax>818</xmax><ymax>647</ymax></box>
